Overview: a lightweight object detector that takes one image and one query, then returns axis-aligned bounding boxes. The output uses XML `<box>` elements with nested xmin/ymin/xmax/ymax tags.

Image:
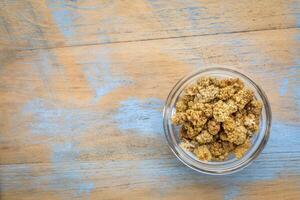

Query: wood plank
<box><xmin>0</xmin><ymin>0</ymin><xmax>300</xmax><ymax>49</ymax></box>
<box><xmin>1</xmin><ymin>28</ymin><xmax>299</xmax><ymax>164</ymax></box>
<box><xmin>1</xmin><ymin>158</ymin><xmax>300</xmax><ymax>199</ymax></box>
<box><xmin>1</xmin><ymin>27</ymin><xmax>300</xmax><ymax>199</ymax></box>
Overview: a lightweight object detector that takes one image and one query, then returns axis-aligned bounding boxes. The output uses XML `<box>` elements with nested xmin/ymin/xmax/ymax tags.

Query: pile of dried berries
<box><xmin>172</xmin><ymin>77</ymin><xmax>262</xmax><ymax>161</ymax></box>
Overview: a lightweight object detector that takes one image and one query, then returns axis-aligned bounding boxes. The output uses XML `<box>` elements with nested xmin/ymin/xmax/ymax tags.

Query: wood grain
<box><xmin>1</xmin><ymin>27</ymin><xmax>300</xmax><ymax>199</ymax></box>
<box><xmin>1</xmin><ymin>159</ymin><xmax>300</xmax><ymax>199</ymax></box>
<box><xmin>1</xmin><ymin>0</ymin><xmax>300</xmax><ymax>199</ymax></box>
<box><xmin>0</xmin><ymin>0</ymin><xmax>299</xmax><ymax>49</ymax></box>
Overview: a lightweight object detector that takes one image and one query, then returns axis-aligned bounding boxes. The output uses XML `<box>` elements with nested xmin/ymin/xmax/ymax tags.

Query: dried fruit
<box><xmin>172</xmin><ymin>77</ymin><xmax>262</xmax><ymax>161</ymax></box>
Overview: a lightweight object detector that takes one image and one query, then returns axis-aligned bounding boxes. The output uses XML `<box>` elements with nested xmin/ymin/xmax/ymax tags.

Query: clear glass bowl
<box><xmin>163</xmin><ymin>67</ymin><xmax>272</xmax><ymax>175</ymax></box>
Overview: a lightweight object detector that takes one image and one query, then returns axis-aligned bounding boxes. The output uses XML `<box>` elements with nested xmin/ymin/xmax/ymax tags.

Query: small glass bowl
<box><xmin>163</xmin><ymin>67</ymin><xmax>272</xmax><ymax>175</ymax></box>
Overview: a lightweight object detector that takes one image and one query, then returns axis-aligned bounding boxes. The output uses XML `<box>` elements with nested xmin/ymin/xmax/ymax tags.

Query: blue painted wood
<box><xmin>1</xmin><ymin>0</ymin><xmax>300</xmax><ymax>199</ymax></box>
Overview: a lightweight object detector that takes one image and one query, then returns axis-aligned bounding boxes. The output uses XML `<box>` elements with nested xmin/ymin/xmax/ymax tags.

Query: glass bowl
<box><xmin>163</xmin><ymin>67</ymin><xmax>272</xmax><ymax>175</ymax></box>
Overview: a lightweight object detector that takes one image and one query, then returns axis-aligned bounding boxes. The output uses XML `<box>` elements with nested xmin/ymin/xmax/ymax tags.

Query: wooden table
<box><xmin>1</xmin><ymin>0</ymin><xmax>300</xmax><ymax>199</ymax></box>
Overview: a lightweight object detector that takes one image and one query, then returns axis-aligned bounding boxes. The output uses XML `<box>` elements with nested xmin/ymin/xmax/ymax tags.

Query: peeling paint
<box><xmin>47</xmin><ymin>0</ymin><xmax>78</xmax><ymax>38</ymax></box>
<box><xmin>279</xmin><ymin>78</ymin><xmax>289</xmax><ymax>96</ymax></box>
<box><xmin>224</xmin><ymin>185</ymin><xmax>240</xmax><ymax>200</ymax></box>
<box><xmin>83</xmin><ymin>49</ymin><xmax>132</xmax><ymax>103</ymax></box>
<box><xmin>114</xmin><ymin>97</ymin><xmax>164</xmax><ymax>135</ymax></box>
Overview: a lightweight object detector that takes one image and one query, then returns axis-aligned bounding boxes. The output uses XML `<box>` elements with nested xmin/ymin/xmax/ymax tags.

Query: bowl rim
<box><xmin>163</xmin><ymin>67</ymin><xmax>272</xmax><ymax>175</ymax></box>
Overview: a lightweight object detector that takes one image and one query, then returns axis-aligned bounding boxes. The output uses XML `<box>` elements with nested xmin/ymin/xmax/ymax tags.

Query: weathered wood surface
<box><xmin>1</xmin><ymin>0</ymin><xmax>300</xmax><ymax>200</ymax></box>
<box><xmin>0</xmin><ymin>0</ymin><xmax>300</xmax><ymax>49</ymax></box>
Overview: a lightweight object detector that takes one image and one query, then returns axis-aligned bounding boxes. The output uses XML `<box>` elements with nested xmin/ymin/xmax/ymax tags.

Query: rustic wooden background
<box><xmin>1</xmin><ymin>0</ymin><xmax>300</xmax><ymax>199</ymax></box>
